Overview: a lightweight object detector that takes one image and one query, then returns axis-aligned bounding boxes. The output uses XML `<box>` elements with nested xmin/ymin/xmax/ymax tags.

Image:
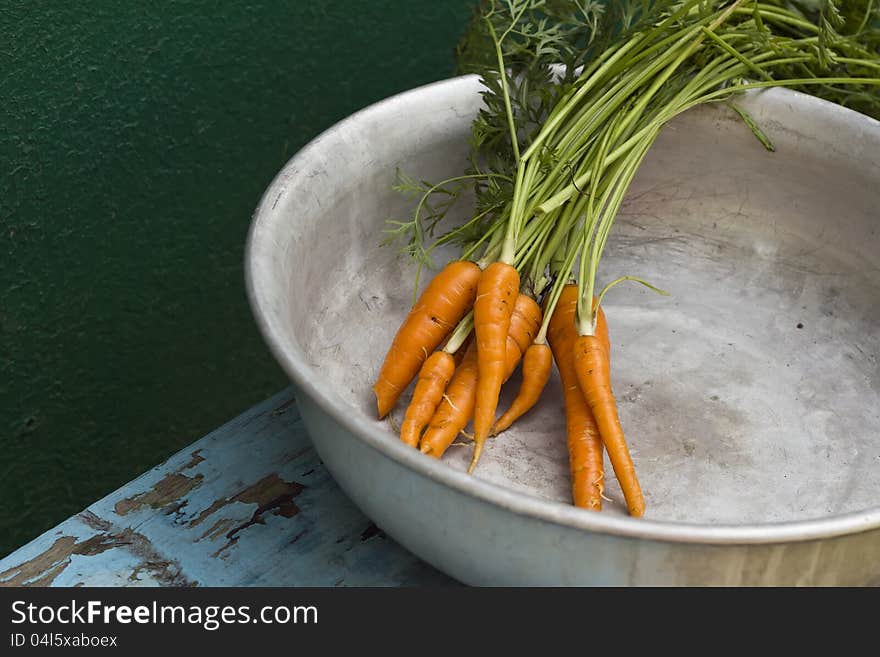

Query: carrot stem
<box><xmin>443</xmin><ymin>312</ymin><xmax>474</xmax><ymax>355</ymax></box>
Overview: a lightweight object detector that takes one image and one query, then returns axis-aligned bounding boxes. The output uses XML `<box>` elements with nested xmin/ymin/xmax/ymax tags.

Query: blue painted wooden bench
<box><xmin>0</xmin><ymin>390</ymin><xmax>454</xmax><ymax>587</ymax></box>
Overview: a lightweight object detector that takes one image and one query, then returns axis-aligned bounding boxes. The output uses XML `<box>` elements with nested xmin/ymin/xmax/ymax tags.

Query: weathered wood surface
<box><xmin>0</xmin><ymin>389</ymin><xmax>454</xmax><ymax>587</ymax></box>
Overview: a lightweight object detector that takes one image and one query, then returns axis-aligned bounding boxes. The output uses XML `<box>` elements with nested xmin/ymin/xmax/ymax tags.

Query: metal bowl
<box><xmin>246</xmin><ymin>74</ymin><xmax>880</xmax><ymax>585</ymax></box>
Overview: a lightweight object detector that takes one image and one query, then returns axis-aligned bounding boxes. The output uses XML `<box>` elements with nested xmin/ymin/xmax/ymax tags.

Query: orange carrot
<box><xmin>399</xmin><ymin>351</ymin><xmax>455</xmax><ymax>447</ymax></box>
<box><xmin>373</xmin><ymin>260</ymin><xmax>480</xmax><ymax>418</ymax></box>
<box><xmin>469</xmin><ymin>293</ymin><xmax>541</xmax><ymax>473</ymax></box>
<box><xmin>573</xmin><ymin>302</ymin><xmax>645</xmax><ymax>517</ymax></box>
<box><xmin>506</xmin><ymin>293</ymin><xmax>540</xmax><ymax>357</ymax></box>
<box><xmin>419</xmin><ymin>343</ymin><xmax>479</xmax><ymax>458</ymax></box>
<box><xmin>472</xmin><ymin>262</ymin><xmax>520</xmax><ymax>446</ymax></box>
<box><xmin>490</xmin><ymin>342</ymin><xmax>552</xmax><ymax>436</ymax></box>
<box><xmin>547</xmin><ymin>285</ymin><xmax>607</xmax><ymax>510</ymax></box>
<box><xmin>420</xmin><ymin>294</ymin><xmax>539</xmax><ymax>461</ymax></box>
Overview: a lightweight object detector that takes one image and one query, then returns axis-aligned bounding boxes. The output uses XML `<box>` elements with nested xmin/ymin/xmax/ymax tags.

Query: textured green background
<box><xmin>0</xmin><ymin>1</ymin><xmax>473</xmax><ymax>557</ymax></box>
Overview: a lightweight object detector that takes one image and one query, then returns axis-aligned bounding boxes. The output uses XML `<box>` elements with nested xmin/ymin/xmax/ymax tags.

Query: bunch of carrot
<box><xmin>373</xmin><ymin>0</ymin><xmax>880</xmax><ymax>517</ymax></box>
<box><xmin>373</xmin><ymin>260</ymin><xmax>643</xmax><ymax>515</ymax></box>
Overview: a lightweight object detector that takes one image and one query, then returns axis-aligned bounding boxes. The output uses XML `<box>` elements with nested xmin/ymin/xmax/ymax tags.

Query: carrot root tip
<box><xmin>467</xmin><ymin>439</ymin><xmax>485</xmax><ymax>475</ymax></box>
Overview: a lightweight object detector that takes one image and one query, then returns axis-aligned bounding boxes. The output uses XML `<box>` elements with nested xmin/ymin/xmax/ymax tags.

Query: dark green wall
<box><xmin>0</xmin><ymin>1</ymin><xmax>473</xmax><ymax>556</ymax></box>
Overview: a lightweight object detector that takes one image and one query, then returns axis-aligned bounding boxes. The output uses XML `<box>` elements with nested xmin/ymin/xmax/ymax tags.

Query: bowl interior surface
<box><xmin>254</xmin><ymin>78</ymin><xmax>880</xmax><ymax>527</ymax></box>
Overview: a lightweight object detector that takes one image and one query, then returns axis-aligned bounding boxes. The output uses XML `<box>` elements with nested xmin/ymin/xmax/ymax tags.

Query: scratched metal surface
<box><xmin>263</xmin><ymin>83</ymin><xmax>880</xmax><ymax>523</ymax></box>
<box><xmin>0</xmin><ymin>390</ymin><xmax>453</xmax><ymax>587</ymax></box>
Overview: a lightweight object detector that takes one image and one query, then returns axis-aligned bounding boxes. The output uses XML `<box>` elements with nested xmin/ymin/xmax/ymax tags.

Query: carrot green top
<box><xmin>385</xmin><ymin>0</ymin><xmax>880</xmax><ymax>332</ymax></box>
